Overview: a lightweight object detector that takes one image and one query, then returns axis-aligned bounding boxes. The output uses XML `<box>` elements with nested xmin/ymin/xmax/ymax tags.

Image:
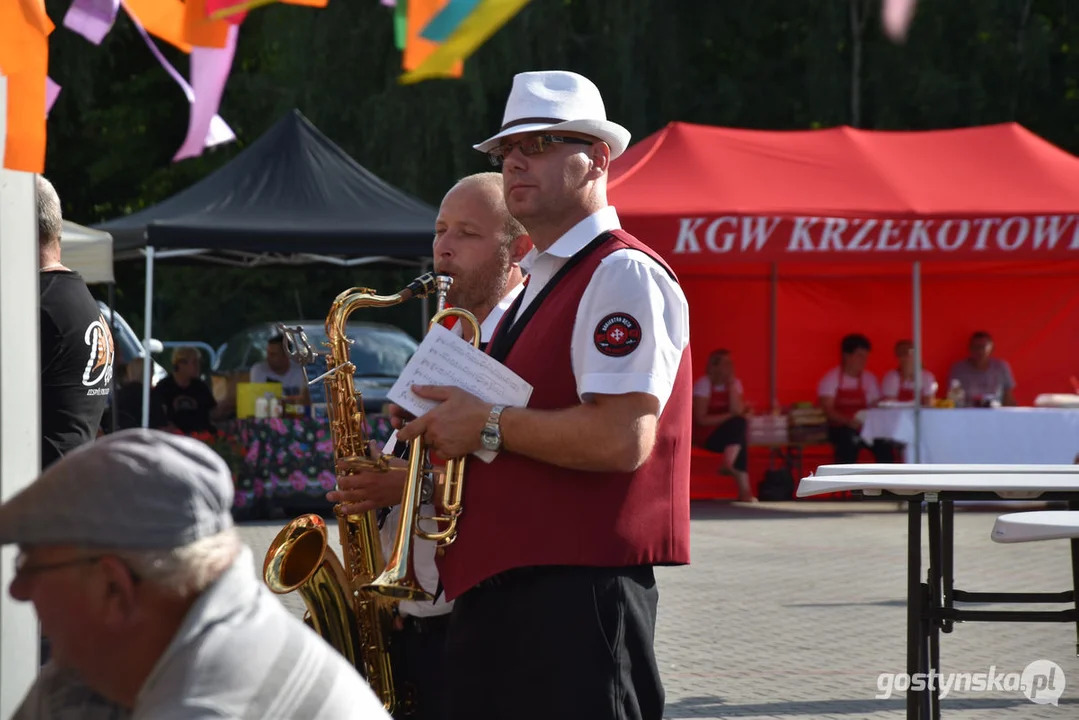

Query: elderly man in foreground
<box><xmin>4</xmin><ymin>429</ymin><xmax>389</xmax><ymax>720</ymax></box>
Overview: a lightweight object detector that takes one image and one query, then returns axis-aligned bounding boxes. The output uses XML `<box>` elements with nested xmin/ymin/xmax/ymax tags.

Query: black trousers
<box><xmin>390</xmin><ymin>613</ymin><xmax>451</xmax><ymax>720</ymax></box>
<box><xmin>702</xmin><ymin>415</ymin><xmax>748</xmax><ymax>471</ymax></box>
<box><xmin>827</xmin><ymin>425</ymin><xmax>900</xmax><ymax>464</ymax></box>
<box><xmin>444</xmin><ymin>565</ymin><xmax>663</xmax><ymax>720</ymax></box>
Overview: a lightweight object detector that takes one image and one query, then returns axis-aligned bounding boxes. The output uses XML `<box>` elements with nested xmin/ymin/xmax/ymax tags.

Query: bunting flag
<box><xmin>0</xmin><ymin>76</ymin><xmax>7</xmax><ymax>169</ymax></box>
<box><xmin>400</xmin><ymin>0</ymin><xmax>530</xmax><ymax>85</ymax></box>
<box><xmin>129</xmin><ymin>12</ymin><xmax>236</xmax><ymax>158</ymax></box>
<box><xmin>183</xmin><ymin>0</ymin><xmax>232</xmax><ymax>48</ymax></box>
<box><xmin>63</xmin><ymin>0</ymin><xmax>121</xmax><ymax>45</ymax></box>
<box><xmin>882</xmin><ymin>0</ymin><xmax>917</xmax><ymax>42</ymax></box>
<box><xmin>0</xmin><ymin>0</ymin><xmax>53</xmax><ymax>172</ymax></box>
<box><xmin>122</xmin><ymin>0</ymin><xmax>192</xmax><ymax>52</ymax></box>
<box><xmin>403</xmin><ymin>0</ymin><xmax>462</xmax><ymax>77</ymax></box>
<box><xmin>207</xmin><ymin>0</ymin><xmax>329</xmax><ymax>22</ymax></box>
<box><xmin>419</xmin><ymin>0</ymin><xmax>480</xmax><ymax>43</ymax></box>
<box><xmin>394</xmin><ymin>0</ymin><xmax>408</xmax><ymax>51</ymax></box>
<box><xmin>46</xmin><ymin>76</ymin><xmax>61</xmax><ymax>116</ymax></box>
<box><xmin>174</xmin><ymin>24</ymin><xmax>239</xmax><ymax>160</ymax></box>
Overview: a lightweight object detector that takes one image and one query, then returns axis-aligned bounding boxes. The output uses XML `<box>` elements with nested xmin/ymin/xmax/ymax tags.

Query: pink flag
<box><xmin>128</xmin><ymin>14</ymin><xmax>236</xmax><ymax>157</ymax></box>
<box><xmin>882</xmin><ymin>0</ymin><xmax>917</xmax><ymax>42</ymax></box>
<box><xmin>63</xmin><ymin>0</ymin><xmax>121</xmax><ymax>45</ymax></box>
<box><xmin>173</xmin><ymin>23</ymin><xmax>240</xmax><ymax>161</ymax></box>
<box><xmin>46</xmin><ymin>77</ymin><xmax>60</xmax><ymax>116</ymax></box>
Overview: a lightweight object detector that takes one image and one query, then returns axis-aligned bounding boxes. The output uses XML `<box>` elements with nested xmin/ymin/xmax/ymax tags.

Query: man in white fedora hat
<box><xmin>392</xmin><ymin>70</ymin><xmax>693</xmax><ymax>720</ymax></box>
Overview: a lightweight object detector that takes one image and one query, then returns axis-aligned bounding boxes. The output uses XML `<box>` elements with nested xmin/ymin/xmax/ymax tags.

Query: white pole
<box><xmin>141</xmin><ymin>246</ymin><xmax>156</xmax><ymax>427</ymax></box>
<box><xmin>0</xmin><ymin>87</ymin><xmax>45</xmax><ymax>709</ymax></box>
<box><xmin>912</xmin><ymin>262</ymin><xmax>922</xmax><ymax>463</ymax></box>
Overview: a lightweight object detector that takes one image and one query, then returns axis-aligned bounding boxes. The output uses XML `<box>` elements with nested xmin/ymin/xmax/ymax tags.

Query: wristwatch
<box><xmin>480</xmin><ymin>404</ymin><xmax>507</xmax><ymax>452</ymax></box>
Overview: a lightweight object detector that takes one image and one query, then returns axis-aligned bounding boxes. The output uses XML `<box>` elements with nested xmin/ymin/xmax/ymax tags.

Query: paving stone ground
<box><xmin>238</xmin><ymin>500</ymin><xmax>1079</xmax><ymax>719</ymax></box>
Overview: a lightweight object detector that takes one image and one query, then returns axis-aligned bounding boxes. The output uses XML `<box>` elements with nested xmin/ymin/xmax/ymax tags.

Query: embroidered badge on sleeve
<box><xmin>594</xmin><ymin>313</ymin><xmax>642</xmax><ymax>357</ymax></box>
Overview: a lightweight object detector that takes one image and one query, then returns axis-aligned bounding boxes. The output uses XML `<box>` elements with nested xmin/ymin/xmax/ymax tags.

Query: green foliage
<box><xmin>39</xmin><ymin>0</ymin><xmax>1079</xmax><ymax>347</ymax></box>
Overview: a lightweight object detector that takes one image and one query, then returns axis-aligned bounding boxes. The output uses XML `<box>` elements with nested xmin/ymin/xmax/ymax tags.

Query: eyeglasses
<box><xmin>14</xmin><ymin>552</ymin><xmax>103</xmax><ymax>580</ymax></box>
<box><xmin>487</xmin><ymin>134</ymin><xmax>594</xmax><ymax>166</ymax></box>
<box><xmin>14</xmin><ymin>552</ymin><xmax>142</xmax><ymax>584</ymax></box>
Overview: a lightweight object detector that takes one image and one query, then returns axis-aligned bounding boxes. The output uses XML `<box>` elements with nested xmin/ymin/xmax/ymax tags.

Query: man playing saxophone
<box><xmin>391</xmin><ymin>71</ymin><xmax>692</xmax><ymax>720</ymax></box>
<box><xmin>326</xmin><ymin>172</ymin><xmax>531</xmax><ymax>720</ymax></box>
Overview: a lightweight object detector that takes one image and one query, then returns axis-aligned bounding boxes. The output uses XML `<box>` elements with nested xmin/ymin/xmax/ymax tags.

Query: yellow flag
<box><xmin>400</xmin><ymin>0</ymin><xmax>531</xmax><ymax>84</ymax></box>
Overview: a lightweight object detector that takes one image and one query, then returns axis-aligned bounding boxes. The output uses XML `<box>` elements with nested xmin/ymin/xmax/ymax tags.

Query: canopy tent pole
<box><xmin>770</xmin><ymin>262</ymin><xmax>778</xmax><ymax>411</ymax></box>
<box><xmin>141</xmin><ymin>246</ymin><xmax>156</xmax><ymax>428</ymax></box>
<box><xmin>912</xmin><ymin>262</ymin><xmax>922</xmax><ymax>463</ymax></box>
<box><xmin>0</xmin><ymin>165</ymin><xmax>43</xmax><ymax>713</ymax></box>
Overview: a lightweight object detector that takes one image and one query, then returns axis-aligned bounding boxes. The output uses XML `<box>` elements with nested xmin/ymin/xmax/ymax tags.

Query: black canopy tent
<box><xmin>95</xmin><ymin>109</ymin><xmax>440</xmax><ymax>426</ymax></box>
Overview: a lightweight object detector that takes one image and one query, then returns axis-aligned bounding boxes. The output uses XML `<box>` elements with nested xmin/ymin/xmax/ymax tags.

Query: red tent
<box><xmin>608</xmin><ymin>121</ymin><xmax>1079</xmax><ymax>410</ymax></box>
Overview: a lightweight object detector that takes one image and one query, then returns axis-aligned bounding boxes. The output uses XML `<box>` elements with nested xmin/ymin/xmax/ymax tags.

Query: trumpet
<box><xmin>362</xmin><ymin>275</ymin><xmax>482</xmax><ymax>602</ymax></box>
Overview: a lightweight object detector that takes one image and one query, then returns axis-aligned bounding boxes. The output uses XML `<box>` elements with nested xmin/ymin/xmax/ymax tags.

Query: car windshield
<box><xmin>307</xmin><ymin>326</ymin><xmax>418</xmax><ymax>377</ymax></box>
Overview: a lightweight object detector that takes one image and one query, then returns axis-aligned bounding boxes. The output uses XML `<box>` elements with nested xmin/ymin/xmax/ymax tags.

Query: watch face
<box><xmin>481</xmin><ymin>429</ymin><xmax>499</xmax><ymax>450</ymax></box>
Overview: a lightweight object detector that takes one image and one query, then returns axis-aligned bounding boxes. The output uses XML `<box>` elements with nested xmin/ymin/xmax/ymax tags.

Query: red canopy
<box><xmin>609</xmin><ymin>122</ymin><xmax>1079</xmax><ymax>266</ymax></box>
<box><xmin>608</xmin><ymin>122</ymin><xmax>1079</xmax><ymax>409</ymax></box>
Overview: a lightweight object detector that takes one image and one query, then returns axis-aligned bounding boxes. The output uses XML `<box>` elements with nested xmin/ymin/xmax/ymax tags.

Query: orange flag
<box><xmin>404</xmin><ymin>0</ymin><xmax>463</xmax><ymax>77</ymax></box>
<box><xmin>0</xmin><ymin>0</ymin><xmax>53</xmax><ymax>173</ymax></box>
<box><xmin>184</xmin><ymin>0</ymin><xmax>232</xmax><ymax>48</ymax></box>
<box><xmin>123</xmin><ymin>0</ymin><xmax>193</xmax><ymax>52</ymax></box>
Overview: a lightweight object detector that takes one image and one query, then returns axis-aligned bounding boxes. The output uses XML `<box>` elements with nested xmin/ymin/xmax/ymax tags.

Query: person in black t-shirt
<box><xmin>152</xmin><ymin>346</ymin><xmax>222</xmax><ymax>434</ymax></box>
<box><xmin>38</xmin><ymin>175</ymin><xmax>115</xmax><ymax>471</ymax></box>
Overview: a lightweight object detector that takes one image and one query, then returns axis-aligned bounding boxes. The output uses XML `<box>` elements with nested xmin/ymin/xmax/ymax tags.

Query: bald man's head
<box><xmin>433</xmin><ymin>173</ymin><xmax>531</xmax><ymax>319</ymax></box>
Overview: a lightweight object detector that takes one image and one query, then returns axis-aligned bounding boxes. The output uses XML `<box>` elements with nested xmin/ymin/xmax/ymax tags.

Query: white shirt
<box><xmin>817</xmin><ymin>366</ymin><xmax>881</xmax><ymax>405</ymax></box>
<box><xmin>881</xmin><ymin>368</ymin><xmax>938</xmax><ymax>399</ymax></box>
<box><xmin>380</xmin><ymin>284</ymin><xmax>524</xmax><ymax>618</ymax></box>
<box><xmin>250</xmin><ymin>359</ymin><xmax>308</xmax><ymax>397</ymax></box>
<box><xmin>512</xmin><ymin>206</ymin><xmax>690</xmax><ymax>416</ymax></box>
<box><xmin>451</xmin><ymin>280</ymin><xmax>525</xmax><ymax>343</ymax></box>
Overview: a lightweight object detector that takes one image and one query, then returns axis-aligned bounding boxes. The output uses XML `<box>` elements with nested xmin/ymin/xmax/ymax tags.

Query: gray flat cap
<box><xmin>0</xmin><ymin>429</ymin><xmax>234</xmax><ymax>549</ymax></box>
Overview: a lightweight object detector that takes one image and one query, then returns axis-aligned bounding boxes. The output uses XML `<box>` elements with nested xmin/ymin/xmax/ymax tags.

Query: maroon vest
<box><xmin>435</xmin><ymin>229</ymin><xmax>693</xmax><ymax>600</ymax></box>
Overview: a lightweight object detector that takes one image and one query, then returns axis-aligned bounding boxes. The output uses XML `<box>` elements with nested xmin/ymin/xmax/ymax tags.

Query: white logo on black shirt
<box><xmin>82</xmin><ymin>314</ymin><xmax>115</xmax><ymax>394</ymax></box>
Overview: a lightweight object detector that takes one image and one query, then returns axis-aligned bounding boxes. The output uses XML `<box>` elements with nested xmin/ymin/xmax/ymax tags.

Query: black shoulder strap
<box><xmin>486</xmin><ymin>232</ymin><xmax>612</xmax><ymax>363</ymax></box>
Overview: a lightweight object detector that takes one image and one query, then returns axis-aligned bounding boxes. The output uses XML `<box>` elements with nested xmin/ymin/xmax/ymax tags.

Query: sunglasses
<box><xmin>487</xmin><ymin>134</ymin><xmax>594</xmax><ymax>166</ymax></box>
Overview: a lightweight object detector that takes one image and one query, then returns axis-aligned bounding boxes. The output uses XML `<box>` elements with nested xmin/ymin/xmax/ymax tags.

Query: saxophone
<box><xmin>262</xmin><ymin>272</ymin><xmax>441</xmax><ymax>715</ymax></box>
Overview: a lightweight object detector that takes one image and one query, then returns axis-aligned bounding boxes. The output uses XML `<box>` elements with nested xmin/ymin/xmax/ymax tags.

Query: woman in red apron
<box><xmin>881</xmin><ymin>340</ymin><xmax>939</xmax><ymax>404</ymax></box>
<box><xmin>693</xmin><ymin>349</ymin><xmax>756</xmax><ymax>502</ymax></box>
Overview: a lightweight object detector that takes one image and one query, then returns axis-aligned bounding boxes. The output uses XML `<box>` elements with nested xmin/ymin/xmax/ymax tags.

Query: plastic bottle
<box><xmin>254</xmin><ymin>396</ymin><xmax>269</xmax><ymax>419</ymax></box>
<box><xmin>947</xmin><ymin>380</ymin><xmax>965</xmax><ymax>408</ymax></box>
<box><xmin>269</xmin><ymin>396</ymin><xmax>283</xmax><ymax>418</ymax></box>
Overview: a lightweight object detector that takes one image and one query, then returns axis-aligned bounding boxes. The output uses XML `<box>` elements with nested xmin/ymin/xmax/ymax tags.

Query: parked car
<box><xmin>96</xmin><ymin>301</ymin><xmax>169</xmax><ymax>386</ymax></box>
<box><xmin>214</xmin><ymin>320</ymin><xmax>420</xmax><ymax>415</ymax></box>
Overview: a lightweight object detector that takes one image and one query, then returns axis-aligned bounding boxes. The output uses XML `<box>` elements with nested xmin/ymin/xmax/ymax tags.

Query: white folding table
<box><xmin>798</xmin><ymin>465</ymin><xmax>1079</xmax><ymax>720</ymax></box>
<box><xmin>992</xmin><ymin>510</ymin><xmax>1079</xmax><ymax>543</ymax></box>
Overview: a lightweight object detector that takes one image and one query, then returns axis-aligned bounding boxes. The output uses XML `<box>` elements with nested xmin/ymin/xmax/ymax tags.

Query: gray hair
<box><xmin>36</xmin><ymin>175</ymin><xmax>63</xmax><ymax>248</ymax></box>
<box><xmin>453</xmin><ymin>172</ymin><xmax>527</xmax><ymax>245</ymax></box>
<box><xmin>112</xmin><ymin>528</ymin><xmax>243</xmax><ymax>598</ymax></box>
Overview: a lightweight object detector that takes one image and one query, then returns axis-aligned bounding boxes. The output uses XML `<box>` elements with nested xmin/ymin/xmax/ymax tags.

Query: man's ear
<box><xmin>98</xmin><ymin>557</ymin><xmax>140</xmax><ymax>627</ymax></box>
<box><xmin>509</xmin><ymin>234</ymin><xmax>534</xmax><ymax>264</ymax></box>
<box><xmin>589</xmin><ymin>142</ymin><xmax>611</xmax><ymax>177</ymax></box>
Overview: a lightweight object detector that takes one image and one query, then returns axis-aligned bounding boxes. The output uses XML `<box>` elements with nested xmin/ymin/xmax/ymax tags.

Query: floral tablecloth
<box><xmin>210</xmin><ymin>415</ymin><xmax>394</xmax><ymax>515</ymax></box>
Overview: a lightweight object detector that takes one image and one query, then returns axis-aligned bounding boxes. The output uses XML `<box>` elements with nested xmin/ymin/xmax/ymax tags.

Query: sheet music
<box><xmin>388</xmin><ymin>324</ymin><xmax>533</xmax><ymax>462</ymax></box>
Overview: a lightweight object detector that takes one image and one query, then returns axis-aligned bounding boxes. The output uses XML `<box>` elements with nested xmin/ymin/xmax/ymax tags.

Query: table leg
<box><xmin>907</xmin><ymin>501</ymin><xmax>926</xmax><ymax>720</ymax></box>
<box><xmin>941</xmin><ymin>502</ymin><xmax>954</xmax><ymax>634</ymax></box>
<box><xmin>926</xmin><ymin>501</ymin><xmax>943</xmax><ymax>720</ymax></box>
<box><xmin>1071</xmin><ymin>500</ymin><xmax>1079</xmax><ymax>656</ymax></box>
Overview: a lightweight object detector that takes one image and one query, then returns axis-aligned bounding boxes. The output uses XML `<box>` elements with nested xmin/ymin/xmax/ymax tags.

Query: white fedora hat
<box><xmin>474</xmin><ymin>70</ymin><xmax>631</xmax><ymax>160</ymax></box>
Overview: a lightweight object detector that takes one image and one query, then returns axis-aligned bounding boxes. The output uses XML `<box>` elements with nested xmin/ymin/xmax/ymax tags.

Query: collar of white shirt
<box><xmin>481</xmin><ymin>280</ymin><xmax>524</xmax><ymax>342</ymax></box>
<box><xmin>520</xmin><ymin>206</ymin><xmax>622</xmax><ymax>273</ymax></box>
